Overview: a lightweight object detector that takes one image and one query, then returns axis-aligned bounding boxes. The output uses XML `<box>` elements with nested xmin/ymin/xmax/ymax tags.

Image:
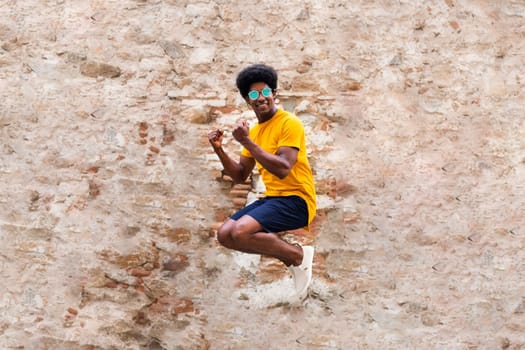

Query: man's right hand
<box><xmin>208</xmin><ymin>129</ymin><xmax>224</xmax><ymax>150</ymax></box>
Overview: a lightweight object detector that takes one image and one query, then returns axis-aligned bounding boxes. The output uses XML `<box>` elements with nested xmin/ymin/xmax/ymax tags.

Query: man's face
<box><xmin>245</xmin><ymin>82</ymin><xmax>276</xmax><ymax>117</ymax></box>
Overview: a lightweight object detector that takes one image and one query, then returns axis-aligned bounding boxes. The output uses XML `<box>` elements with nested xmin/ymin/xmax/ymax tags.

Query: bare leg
<box><xmin>216</xmin><ymin>216</ymin><xmax>303</xmax><ymax>266</ymax></box>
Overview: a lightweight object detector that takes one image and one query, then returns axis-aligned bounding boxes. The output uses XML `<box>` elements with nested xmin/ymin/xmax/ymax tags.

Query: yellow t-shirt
<box><xmin>241</xmin><ymin>109</ymin><xmax>317</xmax><ymax>225</ymax></box>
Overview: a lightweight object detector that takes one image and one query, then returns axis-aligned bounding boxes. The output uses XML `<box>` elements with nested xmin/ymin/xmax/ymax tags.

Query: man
<box><xmin>208</xmin><ymin>64</ymin><xmax>316</xmax><ymax>299</ymax></box>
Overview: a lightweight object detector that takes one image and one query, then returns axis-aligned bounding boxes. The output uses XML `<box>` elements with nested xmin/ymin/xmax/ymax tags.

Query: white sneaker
<box><xmin>288</xmin><ymin>245</ymin><xmax>314</xmax><ymax>300</ymax></box>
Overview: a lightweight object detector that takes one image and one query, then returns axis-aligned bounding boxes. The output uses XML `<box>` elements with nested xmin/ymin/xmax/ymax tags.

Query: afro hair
<box><xmin>236</xmin><ymin>64</ymin><xmax>278</xmax><ymax>99</ymax></box>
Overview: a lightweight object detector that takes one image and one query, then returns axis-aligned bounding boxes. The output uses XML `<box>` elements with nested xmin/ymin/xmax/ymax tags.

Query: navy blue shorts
<box><xmin>230</xmin><ymin>196</ymin><xmax>308</xmax><ymax>233</ymax></box>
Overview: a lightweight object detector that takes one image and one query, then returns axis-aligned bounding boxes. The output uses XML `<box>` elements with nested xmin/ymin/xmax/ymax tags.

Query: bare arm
<box><xmin>208</xmin><ymin>128</ymin><xmax>255</xmax><ymax>184</ymax></box>
<box><xmin>232</xmin><ymin>120</ymin><xmax>298</xmax><ymax>179</ymax></box>
<box><xmin>243</xmin><ymin>142</ymin><xmax>298</xmax><ymax>179</ymax></box>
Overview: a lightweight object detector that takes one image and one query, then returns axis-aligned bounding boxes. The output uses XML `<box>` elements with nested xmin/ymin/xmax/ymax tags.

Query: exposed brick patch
<box><xmin>162</xmin><ymin>253</ymin><xmax>190</xmax><ymax>273</ymax></box>
<box><xmin>149</xmin><ymin>296</ymin><xmax>195</xmax><ymax>315</ymax></box>
<box><xmin>152</xmin><ymin>225</ymin><xmax>192</xmax><ymax>243</ymax></box>
<box><xmin>97</xmin><ymin>243</ymin><xmax>160</xmax><ymax>269</ymax></box>
<box><xmin>257</xmin><ymin>256</ymin><xmax>287</xmax><ymax>283</ymax></box>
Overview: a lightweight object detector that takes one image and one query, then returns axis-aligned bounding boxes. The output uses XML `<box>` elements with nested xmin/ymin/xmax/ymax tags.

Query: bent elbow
<box><xmin>231</xmin><ymin>175</ymin><xmax>248</xmax><ymax>185</ymax></box>
<box><xmin>276</xmin><ymin>169</ymin><xmax>291</xmax><ymax>180</ymax></box>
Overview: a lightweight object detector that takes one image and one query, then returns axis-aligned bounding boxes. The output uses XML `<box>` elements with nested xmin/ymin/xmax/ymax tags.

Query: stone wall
<box><xmin>1</xmin><ymin>1</ymin><xmax>524</xmax><ymax>349</ymax></box>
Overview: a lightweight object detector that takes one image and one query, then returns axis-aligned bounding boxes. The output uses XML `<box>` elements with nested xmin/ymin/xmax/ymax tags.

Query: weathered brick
<box><xmin>130</xmin><ymin>268</ymin><xmax>151</xmax><ymax>277</ymax></box>
<box><xmin>232</xmin><ymin>197</ymin><xmax>247</xmax><ymax>207</ymax></box>
<box><xmin>229</xmin><ymin>189</ymin><xmax>250</xmax><ymax>197</ymax></box>
<box><xmin>67</xmin><ymin>307</ymin><xmax>78</xmax><ymax>316</ymax></box>
<box><xmin>232</xmin><ymin>184</ymin><xmax>252</xmax><ymax>191</ymax></box>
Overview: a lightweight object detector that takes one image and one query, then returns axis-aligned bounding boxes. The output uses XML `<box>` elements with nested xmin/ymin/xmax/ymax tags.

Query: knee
<box><xmin>216</xmin><ymin>219</ymin><xmax>253</xmax><ymax>246</ymax></box>
<box><xmin>216</xmin><ymin>226</ymin><xmax>232</xmax><ymax>247</ymax></box>
<box><xmin>230</xmin><ymin>221</ymin><xmax>250</xmax><ymax>242</ymax></box>
<box><xmin>217</xmin><ymin>220</ymin><xmax>244</xmax><ymax>247</ymax></box>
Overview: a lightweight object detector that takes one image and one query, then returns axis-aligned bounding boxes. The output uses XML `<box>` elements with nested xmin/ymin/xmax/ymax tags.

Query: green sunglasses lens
<box><xmin>248</xmin><ymin>87</ymin><xmax>272</xmax><ymax>100</ymax></box>
<box><xmin>261</xmin><ymin>87</ymin><xmax>272</xmax><ymax>97</ymax></box>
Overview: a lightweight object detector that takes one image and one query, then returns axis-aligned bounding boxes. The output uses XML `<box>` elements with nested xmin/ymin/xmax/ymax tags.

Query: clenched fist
<box><xmin>208</xmin><ymin>129</ymin><xmax>224</xmax><ymax>150</ymax></box>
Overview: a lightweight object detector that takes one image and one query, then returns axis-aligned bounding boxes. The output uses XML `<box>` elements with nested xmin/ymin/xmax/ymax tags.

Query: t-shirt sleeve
<box><xmin>277</xmin><ymin>117</ymin><xmax>303</xmax><ymax>150</ymax></box>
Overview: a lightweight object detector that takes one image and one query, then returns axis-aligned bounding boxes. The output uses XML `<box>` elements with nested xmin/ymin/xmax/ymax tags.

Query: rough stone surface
<box><xmin>1</xmin><ymin>1</ymin><xmax>524</xmax><ymax>349</ymax></box>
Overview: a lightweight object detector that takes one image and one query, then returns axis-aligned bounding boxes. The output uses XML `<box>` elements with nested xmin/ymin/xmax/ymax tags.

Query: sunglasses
<box><xmin>248</xmin><ymin>87</ymin><xmax>272</xmax><ymax>100</ymax></box>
